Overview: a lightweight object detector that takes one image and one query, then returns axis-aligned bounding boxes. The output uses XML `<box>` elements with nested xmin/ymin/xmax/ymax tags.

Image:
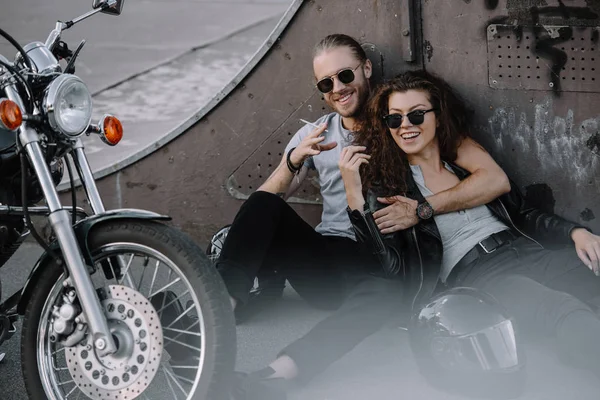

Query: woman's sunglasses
<box><xmin>382</xmin><ymin>109</ymin><xmax>436</xmax><ymax>129</ymax></box>
<box><xmin>316</xmin><ymin>63</ymin><xmax>363</xmax><ymax>94</ymax></box>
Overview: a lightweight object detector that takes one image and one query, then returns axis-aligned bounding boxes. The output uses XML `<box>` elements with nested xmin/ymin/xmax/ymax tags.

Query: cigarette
<box><xmin>299</xmin><ymin>119</ymin><xmax>328</xmax><ymax>133</ymax></box>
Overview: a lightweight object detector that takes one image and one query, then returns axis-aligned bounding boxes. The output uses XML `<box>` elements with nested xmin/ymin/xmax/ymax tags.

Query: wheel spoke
<box><xmin>163</xmin><ymin>326</ymin><xmax>202</xmax><ymax>337</ymax></box>
<box><xmin>163</xmin><ymin>335</ymin><xmax>202</xmax><ymax>353</ymax></box>
<box><xmin>163</xmin><ymin>366</ymin><xmax>180</xmax><ymax>399</ymax></box>
<box><xmin>52</xmin><ymin>347</ymin><xmax>65</xmax><ymax>356</ymax></box>
<box><xmin>136</xmin><ymin>259</ymin><xmax>153</xmax><ymax>291</ymax></box>
<box><xmin>165</xmin><ymin>303</ymin><xmax>195</xmax><ymax>329</ymax></box>
<box><xmin>170</xmin><ymin>364</ymin><xmax>200</xmax><ymax>369</ymax></box>
<box><xmin>65</xmin><ymin>384</ymin><xmax>78</xmax><ymax>398</ymax></box>
<box><xmin>172</xmin><ymin>373</ymin><xmax>195</xmax><ymax>385</ymax></box>
<box><xmin>107</xmin><ymin>259</ymin><xmax>117</xmax><ymax>283</ymax></box>
<box><xmin>149</xmin><ymin>277</ymin><xmax>182</xmax><ymax>299</ymax></box>
<box><xmin>163</xmin><ymin>366</ymin><xmax>189</xmax><ymax>397</ymax></box>
<box><xmin>117</xmin><ymin>253</ymin><xmax>136</xmax><ymax>287</ymax></box>
<box><xmin>148</xmin><ymin>260</ymin><xmax>160</xmax><ymax>298</ymax></box>
<box><xmin>166</xmin><ymin>319</ymin><xmax>200</xmax><ymax>344</ymax></box>
<box><xmin>158</xmin><ymin>269</ymin><xmax>173</xmax><ymax>316</ymax></box>
<box><xmin>154</xmin><ymin>290</ymin><xmax>190</xmax><ymax>314</ymax></box>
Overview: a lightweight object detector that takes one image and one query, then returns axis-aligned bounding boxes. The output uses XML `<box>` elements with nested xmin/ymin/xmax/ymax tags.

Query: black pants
<box><xmin>217</xmin><ymin>191</ymin><xmax>403</xmax><ymax>380</ymax></box>
<box><xmin>449</xmin><ymin>236</ymin><xmax>600</xmax><ymax>372</ymax></box>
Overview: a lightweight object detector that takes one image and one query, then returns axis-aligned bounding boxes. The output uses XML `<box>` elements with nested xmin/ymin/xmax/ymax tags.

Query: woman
<box><xmin>339</xmin><ymin>70</ymin><xmax>600</xmax><ymax>379</ymax></box>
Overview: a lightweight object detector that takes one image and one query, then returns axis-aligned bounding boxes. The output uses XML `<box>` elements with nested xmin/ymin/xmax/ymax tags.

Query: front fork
<box><xmin>18</xmin><ymin>126</ymin><xmax>117</xmax><ymax>356</ymax></box>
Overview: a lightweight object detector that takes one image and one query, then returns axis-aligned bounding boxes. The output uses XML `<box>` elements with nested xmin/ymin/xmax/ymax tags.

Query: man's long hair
<box><xmin>313</xmin><ymin>33</ymin><xmax>367</xmax><ymax>63</ymax></box>
<box><xmin>353</xmin><ymin>70</ymin><xmax>473</xmax><ymax>194</ymax></box>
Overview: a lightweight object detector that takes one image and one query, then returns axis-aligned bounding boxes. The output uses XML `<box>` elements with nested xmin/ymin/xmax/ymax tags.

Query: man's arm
<box><xmin>257</xmin><ymin>154</ymin><xmax>308</xmax><ymax>199</ymax></box>
<box><xmin>258</xmin><ymin>122</ymin><xmax>333</xmax><ymax>199</ymax></box>
<box><xmin>374</xmin><ymin>137</ymin><xmax>510</xmax><ymax>234</ymax></box>
<box><xmin>427</xmin><ymin>137</ymin><xmax>510</xmax><ymax>213</ymax></box>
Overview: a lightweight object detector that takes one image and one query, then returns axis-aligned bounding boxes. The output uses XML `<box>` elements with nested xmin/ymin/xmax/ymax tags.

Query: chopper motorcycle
<box><xmin>0</xmin><ymin>1</ymin><xmax>236</xmax><ymax>398</ymax></box>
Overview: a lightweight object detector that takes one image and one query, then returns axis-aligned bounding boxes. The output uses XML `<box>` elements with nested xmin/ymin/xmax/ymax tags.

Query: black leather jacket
<box><xmin>348</xmin><ymin>162</ymin><xmax>587</xmax><ymax>308</ymax></box>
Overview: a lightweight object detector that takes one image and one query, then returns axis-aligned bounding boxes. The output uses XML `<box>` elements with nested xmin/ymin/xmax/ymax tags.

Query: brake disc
<box><xmin>65</xmin><ymin>285</ymin><xmax>163</xmax><ymax>399</ymax></box>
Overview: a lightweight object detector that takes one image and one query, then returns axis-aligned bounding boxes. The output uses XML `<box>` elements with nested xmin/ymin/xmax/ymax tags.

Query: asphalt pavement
<box><xmin>2</xmin><ymin>242</ymin><xmax>600</xmax><ymax>399</ymax></box>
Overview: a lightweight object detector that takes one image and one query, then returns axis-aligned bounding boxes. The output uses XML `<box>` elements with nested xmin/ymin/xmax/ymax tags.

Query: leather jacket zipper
<box><xmin>411</xmin><ymin>226</ymin><xmax>424</xmax><ymax>311</ymax></box>
<box><xmin>364</xmin><ymin>209</ymin><xmax>385</xmax><ymax>253</ymax></box>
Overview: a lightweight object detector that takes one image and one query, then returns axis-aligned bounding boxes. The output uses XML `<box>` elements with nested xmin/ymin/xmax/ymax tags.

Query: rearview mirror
<box><xmin>92</xmin><ymin>0</ymin><xmax>125</xmax><ymax>16</ymax></box>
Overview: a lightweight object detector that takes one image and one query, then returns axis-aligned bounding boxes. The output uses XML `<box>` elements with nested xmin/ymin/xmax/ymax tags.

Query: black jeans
<box><xmin>448</xmin><ymin>236</ymin><xmax>600</xmax><ymax>372</ymax></box>
<box><xmin>217</xmin><ymin>191</ymin><xmax>404</xmax><ymax>380</ymax></box>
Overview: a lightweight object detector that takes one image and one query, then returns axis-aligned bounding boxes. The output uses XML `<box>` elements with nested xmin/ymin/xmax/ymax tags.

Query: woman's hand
<box><xmin>339</xmin><ymin>145</ymin><xmax>370</xmax><ymax>210</ymax></box>
<box><xmin>289</xmin><ymin>123</ymin><xmax>337</xmax><ymax>167</ymax></box>
<box><xmin>571</xmin><ymin>228</ymin><xmax>600</xmax><ymax>276</ymax></box>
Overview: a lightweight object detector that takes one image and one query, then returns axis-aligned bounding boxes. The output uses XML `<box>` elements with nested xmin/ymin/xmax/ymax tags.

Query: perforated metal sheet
<box><xmin>227</xmin><ymin>91</ymin><xmax>325</xmax><ymax>204</ymax></box>
<box><xmin>488</xmin><ymin>24</ymin><xmax>600</xmax><ymax>92</ymax></box>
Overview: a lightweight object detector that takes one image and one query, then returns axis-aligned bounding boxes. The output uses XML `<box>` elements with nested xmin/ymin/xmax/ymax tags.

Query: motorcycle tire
<box><xmin>21</xmin><ymin>219</ymin><xmax>236</xmax><ymax>400</ymax></box>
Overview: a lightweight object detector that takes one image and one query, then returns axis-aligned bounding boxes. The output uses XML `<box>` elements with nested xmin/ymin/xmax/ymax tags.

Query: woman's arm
<box><xmin>339</xmin><ymin>146</ymin><xmax>405</xmax><ymax>278</ymax></box>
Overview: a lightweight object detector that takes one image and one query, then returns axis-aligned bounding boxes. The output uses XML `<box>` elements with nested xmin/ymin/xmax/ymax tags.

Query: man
<box><xmin>221</xmin><ymin>34</ymin><xmax>510</xmax><ymax>398</ymax></box>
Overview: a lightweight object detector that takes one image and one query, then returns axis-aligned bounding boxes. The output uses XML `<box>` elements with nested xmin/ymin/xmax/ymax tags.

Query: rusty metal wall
<box><xmin>66</xmin><ymin>0</ymin><xmax>600</xmax><ymax>246</ymax></box>
<box><xmin>421</xmin><ymin>0</ymin><xmax>600</xmax><ymax>230</ymax></box>
<box><xmin>79</xmin><ymin>0</ymin><xmax>423</xmax><ymax>245</ymax></box>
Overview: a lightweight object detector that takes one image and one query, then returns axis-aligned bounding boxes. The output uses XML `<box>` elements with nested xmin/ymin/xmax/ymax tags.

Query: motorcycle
<box><xmin>0</xmin><ymin>1</ymin><xmax>236</xmax><ymax>398</ymax></box>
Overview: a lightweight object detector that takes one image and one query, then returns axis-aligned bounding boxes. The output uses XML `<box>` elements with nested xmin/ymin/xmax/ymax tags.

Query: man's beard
<box><xmin>332</xmin><ymin>87</ymin><xmax>368</xmax><ymax>119</ymax></box>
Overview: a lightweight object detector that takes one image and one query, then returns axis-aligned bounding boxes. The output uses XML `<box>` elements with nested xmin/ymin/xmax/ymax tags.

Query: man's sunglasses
<box><xmin>316</xmin><ymin>63</ymin><xmax>363</xmax><ymax>94</ymax></box>
<box><xmin>382</xmin><ymin>109</ymin><xmax>436</xmax><ymax>129</ymax></box>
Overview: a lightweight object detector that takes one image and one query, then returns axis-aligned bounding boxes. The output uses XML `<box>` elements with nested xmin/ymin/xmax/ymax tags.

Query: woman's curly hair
<box><xmin>354</xmin><ymin>70</ymin><xmax>473</xmax><ymax>195</ymax></box>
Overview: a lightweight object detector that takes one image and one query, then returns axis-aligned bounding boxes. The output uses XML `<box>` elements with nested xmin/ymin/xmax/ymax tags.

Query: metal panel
<box><xmin>227</xmin><ymin>90</ymin><xmax>324</xmax><ymax>204</ymax></box>
<box><xmin>488</xmin><ymin>24</ymin><xmax>600</xmax><ymax>92</ymax></box>
<box><xmin>422</xmin><ymin>0</ymin><xmax>600</xmax><ymax>232</ymax></box>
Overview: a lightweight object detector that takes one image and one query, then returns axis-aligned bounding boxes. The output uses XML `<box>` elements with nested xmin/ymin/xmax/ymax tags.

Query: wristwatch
<box><xmin>416</xmin><ymin>200</ymin><xmax>434</xmax><ymax>220</ymax></box>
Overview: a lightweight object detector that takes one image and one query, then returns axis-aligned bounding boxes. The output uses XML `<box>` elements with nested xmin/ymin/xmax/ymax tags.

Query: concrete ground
<box><xmin>1</xmin><ymin>242</ymin><xmax>600</xmax><ymax>399</ymax></box>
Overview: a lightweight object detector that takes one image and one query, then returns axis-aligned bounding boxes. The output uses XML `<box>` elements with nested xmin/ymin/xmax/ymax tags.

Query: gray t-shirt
<box><xmin>410</xmin><ymin>163</ymin><xmax>510</xmax><ymax>282</ymax></box>
<box><xmin>285</xmin><ymin>113</ymin><xmax>356</xmax><ymax>240</ymax></box>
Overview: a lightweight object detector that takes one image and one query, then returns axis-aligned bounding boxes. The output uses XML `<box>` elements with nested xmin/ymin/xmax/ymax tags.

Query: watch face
<box><xmin>418</xmin><ymin>202</ymin><xmax>434</xmax><ymax>220</ymax></box>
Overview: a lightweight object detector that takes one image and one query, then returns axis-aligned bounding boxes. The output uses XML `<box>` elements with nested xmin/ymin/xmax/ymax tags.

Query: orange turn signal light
<box><xmin>0</xmin><ymin>98</ymin><xmax>22</xmax><ymax>131</ymax></box>
<box><xmin>101</xmin><ymin>115</ymin><xmax>123</xmax><ymax>146</ymax></box>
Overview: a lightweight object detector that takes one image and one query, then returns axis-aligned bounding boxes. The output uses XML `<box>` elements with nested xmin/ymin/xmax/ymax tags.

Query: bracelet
<box><xmin>286</xmin><ymin>147</ymin><xmax>304</xmax><ymax>174</ymax></box>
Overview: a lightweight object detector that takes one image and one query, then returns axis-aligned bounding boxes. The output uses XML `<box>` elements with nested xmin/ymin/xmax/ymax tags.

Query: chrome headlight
<box><xmin>43</xmin><ymin>75</ymin><xmax>93</xmax><ymax>137</ymax></box>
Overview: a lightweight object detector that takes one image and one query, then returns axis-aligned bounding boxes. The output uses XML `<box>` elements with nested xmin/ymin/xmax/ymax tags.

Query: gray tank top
<box><xmin>410</xmin><ymin>163</ymin><xmax>510</xmax><ymax>282</ymax></box>
<box><xmin>285</xmin><ymin>113</ymin><xmax>356</xmax><ymax>240</ymax></box>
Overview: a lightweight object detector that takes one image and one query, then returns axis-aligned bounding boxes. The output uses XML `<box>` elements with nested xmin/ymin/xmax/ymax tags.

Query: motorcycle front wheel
<box><xmin>21</xmin><ymin>219</ymin><xmax>236</xmax><ymax>400</ymax></box>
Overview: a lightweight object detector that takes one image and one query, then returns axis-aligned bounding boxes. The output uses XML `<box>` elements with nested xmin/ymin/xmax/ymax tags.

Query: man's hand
<box><xmin>339</xmin><ymin>145</ymin><xmax>370</xmax><ymax>210</ymax></box>
<box><xmin>373</xmin><ymin>195</ymin><xmax>419</xmax><ymax>234</ymax></box>
<box><xmin>290</xmin><ymin>123</ymin><xmax>337</xmax><ymax>167</ymax></box>
<box><xmin>571</xmin><ymin>228</ymin><xmax>600</xmax><ymax>276</ymax></box>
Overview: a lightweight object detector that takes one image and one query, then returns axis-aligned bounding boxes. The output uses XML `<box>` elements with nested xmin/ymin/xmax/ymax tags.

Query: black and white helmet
<box><xmin>409</xmin><ymin>287</ymin><xmax>526</xmax><ymax>399</ymax></box>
